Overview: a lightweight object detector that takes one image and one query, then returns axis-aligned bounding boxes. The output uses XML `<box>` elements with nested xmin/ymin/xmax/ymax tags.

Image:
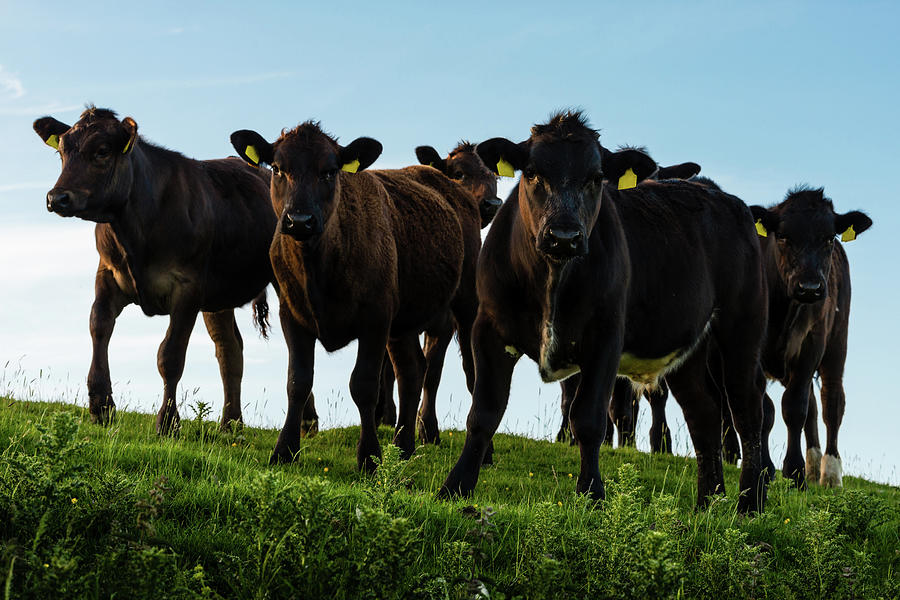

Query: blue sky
<box><xmin>1</xmin><ymin>1</ymin><xmax>898</xmax><ymax>485</ymax></box>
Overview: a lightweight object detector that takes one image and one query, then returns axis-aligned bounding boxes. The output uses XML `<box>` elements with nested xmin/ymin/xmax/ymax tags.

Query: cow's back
<box><xmin>372</xmin><ymin>169</ymin><xmax>465</xmax><ymax>333</ymax></box>
<box><xmin>615</xmin><ymin>179</ymin><xmax>762</xmax><ymax>358</ymax></box>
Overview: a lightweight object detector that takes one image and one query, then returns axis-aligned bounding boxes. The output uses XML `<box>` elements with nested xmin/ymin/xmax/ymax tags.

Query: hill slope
<box><xmin>1</xmin><ymin>399</ymin><xmax>898</xmax><ymax>599</ymax></box>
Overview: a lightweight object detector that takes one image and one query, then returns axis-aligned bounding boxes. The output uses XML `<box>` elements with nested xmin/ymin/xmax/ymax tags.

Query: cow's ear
<box><xmin>33</xmin><ymin>117</ymin><xmax>71</xmax><ymax>150</ymax></box>
<box><xmin>834</xmin><ymin>210</ymin><xmax>872</xmax><ymax>242</ymax></box>
<box><xmin>750</xmin><ymin>205</ymin><xmax>778</xmax><ymax>238</ymax></box>
<box><xmin>339</xmin><ymin>137</ymin><xmax>382</xmax><ymax>173</ymax></box>
<box><xmin>600</xmin><ymin>145</ymin><xmax>658</xmax><ymax>190</ymax></box>
<box><xmin>656</xmin><ymin>161</ymin><xmax>701</xmax><ymax>180</ymax></box>
<box><xmin>230</xmin><ymin>130</ymin><xmax>274</xmax><ymax>167</ymax></box>
<box><xmin>121</xmin><ymin>117</ymin><xmax>138</xmax><ymax>154</ymax></box>
<box><xmin>415</xmin><ymin>145</ymin><xmax>446</xmax><ymax>172</ymax></box>
<box><xmin>475</xmin><ymin>137</ymin><xmax>528</xmax><ymax>177</ymax></box>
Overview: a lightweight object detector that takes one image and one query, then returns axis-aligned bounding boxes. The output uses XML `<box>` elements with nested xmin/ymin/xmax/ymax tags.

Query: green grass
<box><xmin>1</xmin><ymin>398</ymin><xmax>898</xmax><ymax>599</ymax></box>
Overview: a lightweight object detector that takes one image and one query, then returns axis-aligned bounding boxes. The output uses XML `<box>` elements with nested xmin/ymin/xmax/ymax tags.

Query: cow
<box><xmin>751</xmin><ymin>186</ymin><xmax>871</xmax><ymax>487</ymax></box>
<box><xmin>33</xmin><ymin>107</ymin><xmax>276</xmax><ymax>434</ymax></box>
<box><xmin>439</xmin><ymin>111</ymin><xmax>769</xmax><ymax>512</ymax></box>
<box><xmin>375</xmin><ymin>141</ymin><xmax>500</xmax><ymax>443</ymax></box>
<box><xmin>229</xmin><ymin>121</ymin><xmax>476</xmax><ymax>470</ymax></box>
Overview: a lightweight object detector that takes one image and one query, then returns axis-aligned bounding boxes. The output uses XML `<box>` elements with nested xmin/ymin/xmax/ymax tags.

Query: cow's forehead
<box><xmin>776</xmin><ymin>190</ymin><xmax>836</xmax><ymax>237</ymax></box>
<box><xmin>275</xmin><ymin>136</ymin><xmax>338</xmax><ymax>171</ymax></box>
<box><xmin>62</xmin><ymin>117</ymin><xmax>120</xmax><ymax>147</ymax></box>
<box><xmin>530</xmin><ymin>137</ymin><xmax>600</xmax><ymax>175</ymax></box>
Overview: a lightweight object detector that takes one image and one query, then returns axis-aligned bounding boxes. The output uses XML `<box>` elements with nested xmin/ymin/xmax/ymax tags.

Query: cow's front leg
<box><xmin>156</xmin><ymin>300</ymin><xmax>200</xmax><ymax>435</ymax></box>
<box><xmin>351</xmin><ymin>327</ymin><xmax>391</xmax><ymax>473</ymax></box>
<box><xmin>440</xmin><ymin>313</ymin><xmax>518</xmax><ymax>498</ymax></box>
<box><xmin>271</xmin><ymin>307</ymin><xmax>316</xmax><ymax>464</ymax></box>
<box><xmin>87</xmin><ymin>267</ymin><xmax>130</xmax><ymax>425</ymax></box>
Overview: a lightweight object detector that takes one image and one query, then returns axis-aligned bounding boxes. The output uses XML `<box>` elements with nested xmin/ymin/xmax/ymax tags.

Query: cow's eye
<box><xmin>452</xmin><ymin>172</ymin><xmax>465</xmax><ymax>180</ymax></box>
<box><xmin>95</xmin><ymin>146</ymin><xmax>111</xmax><ymax>159</ymax></box>
<box><xmin>824</xmin><ymin>237</ymin><xmax>835</xmax><ymax>248</ymax></box>
<box><xmin>321</xmin><ymin>169</ymin><xmax>338</xmax><ymax>182</ymax></box>
<box><xmin>525</xmin><ymin>168</ymin><xmax>539</xmax><ymax>183</ymax></box>
<box><xmin>271</xmin><ymin>164</ymin><xmax>281</xmax><ymax>177</ymax></box>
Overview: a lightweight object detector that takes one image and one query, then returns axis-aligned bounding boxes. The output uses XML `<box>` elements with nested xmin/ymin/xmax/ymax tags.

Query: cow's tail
<box><xmin>252</xmin><ymin>288</ymin><xmax>271</xmax><ymax>340</ymax></box>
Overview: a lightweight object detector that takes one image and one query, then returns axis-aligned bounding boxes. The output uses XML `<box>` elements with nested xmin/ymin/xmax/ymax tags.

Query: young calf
<box><xmin>375</xmin><ymin>141</ymin><xmax>500</xmax><ymax>442</ymax></box>
<box><xmin>440</xmin><ymin>111</ymin><xmax>769</xmax><ymax>512</ymax></box>
<box><xmin>33</xmin><ymin>107</ymin><xmax>276</xmax><ymax>434</ymax></box>
<box><xmin>230</xmin><ymin>122</ymin><xmax>473</xmax><ymax>469</ymax></box>
<box><xmin>751</xmin><ymin>187</ymin><xmax>871</xmax><ymax>487</ymax></box>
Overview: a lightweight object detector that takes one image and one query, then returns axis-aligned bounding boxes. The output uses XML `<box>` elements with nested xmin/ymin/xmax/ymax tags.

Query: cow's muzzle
<box><xmin>281</xmin><ymin>211</ymin><xmax>321</xmax><ymax>240</ymax></box>
<box><xmin>46</xmin><ymin>188</ymin><xmax>85</xmax><ymax>217</ymax></box>
<box><xmin>539</xmin><ymin>227</ymin><xmax>587</xmax><ymax>260</ymax></box>
<box><xmin>793</xmin><ymin>280</ymin><xmax>825</xmax><ymax>303</ymax></box>
<box><xmin>479</xmin><ymin>197</ymin><xmax>503</xmax><ymax>228</ymax></box>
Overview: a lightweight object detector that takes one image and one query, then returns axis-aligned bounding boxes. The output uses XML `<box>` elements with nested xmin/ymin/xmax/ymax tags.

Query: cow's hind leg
<box><xmin>803</xmin><ymin>383</ymin><xmax>823</xmax><ymax>484</ymax></box>
<box><xmin>156</xmin><ymin>303</ymin><xmax>200</xmax><ymax>435</ymax></box>
<box><xmin>818</xmin><ymin>345</ymin><xmax>847</xmax><ymax>487</ymax></box>
<box><xmin>388</xmin><ymin>333</ymin><xmax>427</xmax><ymax>460</ymax></box>
<box><xmin>646</xmin><ymin>382</ymin><xmax>672</xmax><ymax>454</ymax></box>
<box><xmin>667</xmin><ymin>347</ymin><xmax>727</xmax><ymax>508</ymax></box>
<box><xmin>556</xmin><ymin>376</ymin><xmax>578</xmax><ymax>444</ymax></box>
<box><xmin>87</xmin><ymin>267</ymin><xmax>129</xmax><ymax>425</ymax></box>
<box><xmin>375</xmin><ymin>353</ymin><xmax>397</xmax><ymax>427</ymax></box>
<box><xmin>419</xmin><ymin>312</ymin><xmax>455</xmax><ymax>444</ymax></box>
<box><xmin>202</xmin><ymin>309</ymin><xmax>244</xmax><ymax>432</ymax></box>
<box><xmin>610</xmin><ymin>378</ymin><xmax>639</xmax><ymax>448</ymax></box>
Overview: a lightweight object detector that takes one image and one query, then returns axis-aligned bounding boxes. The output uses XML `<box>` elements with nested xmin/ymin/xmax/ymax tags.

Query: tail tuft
<box><xmin>252</xmin><ymin>289</ymin><xmax>271</xmax><ymax>339</ymax></box>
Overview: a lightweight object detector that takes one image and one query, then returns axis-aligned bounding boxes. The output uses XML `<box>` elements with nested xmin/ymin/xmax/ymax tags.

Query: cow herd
<box><xmin>33</xmin><ymin>107</ymin><xmax>871</xmax><ymax>513</ymax></box>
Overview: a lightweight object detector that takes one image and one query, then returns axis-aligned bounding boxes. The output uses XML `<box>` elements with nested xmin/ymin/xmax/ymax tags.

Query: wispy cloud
<box><xmin>0</xmin><ymin>102</ymin><xmax>81</xmax><ymax>117</ymax></box>
<box><xmin>0</xmin><ymin>65</ymin><xmax>25</xmax><ymax>99</ymax></box>
<box><xmin>0</xmin><ymin>183</ymin><xmax>51</xmax><ymax>193</ymax></box>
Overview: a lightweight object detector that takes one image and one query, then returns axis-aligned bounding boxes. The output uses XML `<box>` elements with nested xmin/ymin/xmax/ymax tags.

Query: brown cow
<box><xmin>33</xmin><ymin>107</ymin><xmax>276</xmax><ymax>434</ymax></box>
<box><xmin>375</xmin><ymin>141</ymin><xmax>499</xmax><ymax>443</ymax></box>
<box><xmin>229</xmin><ymin>121</ymin><xmax>474</xmax><ymax>470</ymax></box>
<box><xmin>751</xmin><ymin>187</ymin><xmax>872</xmax><ymax>488</ymax></box>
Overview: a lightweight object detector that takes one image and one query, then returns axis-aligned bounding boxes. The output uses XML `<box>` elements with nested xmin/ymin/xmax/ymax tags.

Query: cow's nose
<box><xmin>795</xmin><ymin>280</ymin><xmax>824</xmax><ymax>302</ymax></box>
<box><xmin>282</xmin><ymin>212</ymin><xmax>318</xmax><ymax>240</ymax></box>
<box><xmin>47</xmin><ymin>190</ymin><xmax>72</xmax><ymax>212</ymax></box>
<box><xmin>547</xmin><ymin>228</ymin><xmax>586</xmax><ymax>257</ymax></box>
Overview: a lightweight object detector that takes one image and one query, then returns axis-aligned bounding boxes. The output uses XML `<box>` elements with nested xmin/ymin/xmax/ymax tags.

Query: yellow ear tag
<box><xmin>840</xmin><ymin>224</ymin><xmax>856</xmax><ymax>242</ymax></box>
<box><xmin>617</xmin><ymin>168</ymin><xmax>637</xmax><ymax>190</ymax></box>
<box><xmin>244</xmin><ymin>145</ymin><xmax>260</xmax><ymax>165</ymax></box>
<box><xmin>497</xmin><ymin>158</ymin><xmax>515</xmax><ymax>178</ymax></box>
<box><xmin>755</xmin><ymin>220</ymin><xmax>768</xmax><ymax>238</ymax></box>
<box><xmin>45</xmin><ymin>134</ymin><xmax>59</xmax><ymax>149</ymax></box>
<box><xmin>342</xmin><ymin>159</ymin><xmax>360</xmax><ymax>174</ymax></box>
<box><xmin>122</xmin><ymin>137</ymin><xmax>134</xmax><ymax>154</ymax></box>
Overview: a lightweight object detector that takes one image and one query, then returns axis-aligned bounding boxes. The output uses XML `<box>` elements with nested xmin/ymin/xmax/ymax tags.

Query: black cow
<box><xmin>751</xmin><ymin>186</ymin><xmax>871</xmax><ymax>487</ymax></box>
<box><xmin>439</xmin><ymin>111</ymin><xmax>769</xmax><ymax>512</ymax></box>
<box><xmin>33</xmin><ymin>107</ymin><xmax>276</xmax><ymax>433</ymax></box>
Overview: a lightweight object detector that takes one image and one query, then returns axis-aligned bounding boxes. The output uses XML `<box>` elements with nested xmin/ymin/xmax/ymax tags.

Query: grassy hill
<box><xmin>1</xmin><ymin>399</ymin><xmax>898</xmax><ymax>599</ymax></box>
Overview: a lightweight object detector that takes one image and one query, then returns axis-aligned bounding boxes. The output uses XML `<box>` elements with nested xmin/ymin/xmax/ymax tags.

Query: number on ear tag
<box><xmin>618</xmin><ymin>168</ymin><xmax>637</xmax><ymax>190</ymax></box>
<box><xmin>755</xmin><ymin>220</ymin><xmax>768</xmax><ymax>238</ymax></box>
<box><xmin>497</xmin><ymin>158</ymin><xmax>515</xmax><ymax>178</ymax></box>
<box><xmin>46</xmin><ymin>134</ymin><xmax>59</xmax><ymax>150</ymax></box>
<box><xmin>342</xmin><ymin>159</ymin><xmax>360</xmax><ymax>173</ymax></box>
<box><xmin>840</xmin><ymin>225</ymin><xmax>856</xmax><ymax>242</ymax></box>
<box><xmin>244</xmin><ymin>145</ymin><xmax>260</xmax><ymax>165</ymax></box>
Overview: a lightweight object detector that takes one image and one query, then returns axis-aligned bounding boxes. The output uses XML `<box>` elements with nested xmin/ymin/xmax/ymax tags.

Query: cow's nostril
<box><xmin>47</xmin><ymin>191</ymin><xmax>72</xmax><ymax>211</ymax></box>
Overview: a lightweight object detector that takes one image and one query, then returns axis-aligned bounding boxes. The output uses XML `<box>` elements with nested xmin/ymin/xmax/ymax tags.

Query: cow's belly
<box><xmin>617</xmin><ymin>349</ymin><xmax>682</xmax><ymax>385</ymax></box>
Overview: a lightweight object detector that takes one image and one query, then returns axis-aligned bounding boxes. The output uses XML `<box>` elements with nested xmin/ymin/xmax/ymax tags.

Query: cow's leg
<box><xmin>667</xmin><ymin>349</ymin><xmax>727</xmax><ymax>508</ymax></box>
<box><xmin>818</xmin><ymin>341</ymin><xmax>847</xmax><ymax>487</ymax></box>
<box><xmin>556</xmin><ymin>376</ymin><xmax>578</xmax><ymax>444</ymax></box>
<box><xmin>803</xmin><ymin>383</ymin><xmax>823</xmax><ymax>484</ymax></box>
<box><xmin>388</xmin><ymin>333</ymin><xmax>426</xmax><ymax>460</ymax></box>
<box><xmin>419</xmin><ymin>313</ymin><xmax>455</xmax><ymax>444</ymax></box>
<box><xmin>350</xmin><ymin>328</ymin><xmax>391</xmax><ymax>473</ymax></box>
<box><xmin>761</xmin><ymin>390</ymin><xmax>777</xmax><ymax>477</ymax></box>
<box><xmin>780</xmin><ymin>369</ymin><xmax>816</xmax><ymax>488</ymax></box>
<box><xmin>202</xmin><ymin>309</ymin><xmax>245</xmax><ymax>432</ymax></box>
<box><xmin>270</xmin><ymin>308</ymin><xmax>316</xmax><ymax>464</ymax></box>
<box><xmin>567</xmin><ymin>340</ymin><xmax>621</xmax><ymax>500</ymax></box>
<box><xmin>721</xmin><ymin>399</ymin><xmax>742</xmax><ymax>465</ymax></box>
<box><xmin>439</xmin><ymin>313</ymin><xmax>518</xmax><ymax>498</ymax></box>
<box><xmin>375</xmin><ymin>352</ymin><xmax>397</xmax><ymax>427</ymax></box>
<box><xmin>87</xmin><ymin>267</ymin><xmax>129</xmax><ymax>425</ymax></box>
<box><xmin>646</xmin><ymin>383</ymin><xmax>672</xmax><ymax>454</ymax></box>
<box><xmin>610</xmin><ymin>378</ymin><xmax>638</xmax><ymax>448</ymax></box>
<box><xmin>156</xmin><ymin>303</ymin><xmax>200</xmax><ymax>435</ymax></box>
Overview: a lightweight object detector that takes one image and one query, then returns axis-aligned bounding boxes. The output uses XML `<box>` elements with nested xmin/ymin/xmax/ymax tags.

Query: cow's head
<box><xmin>230</xmin><ymin>122</ymin><xmax>381</xmax><ymax>241</ymax></box>
<box><xmin>33</xmin><ymin>107</ymin><xmax>139</xmax><ymax>222</ymax></box>
<box><xmin>475</xmin><ymin>111</ymin><xmax>657</xmax><ymax>262</ymax></box>
<box><xmin>751</xmin><ymin>187</ymin><xmax>872</xmax><ymax>303</ymax></box>
<box><xmin>416</xmin><ymin>142</ymin><xmax>502</xmax><ymax>228</ymax></box>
